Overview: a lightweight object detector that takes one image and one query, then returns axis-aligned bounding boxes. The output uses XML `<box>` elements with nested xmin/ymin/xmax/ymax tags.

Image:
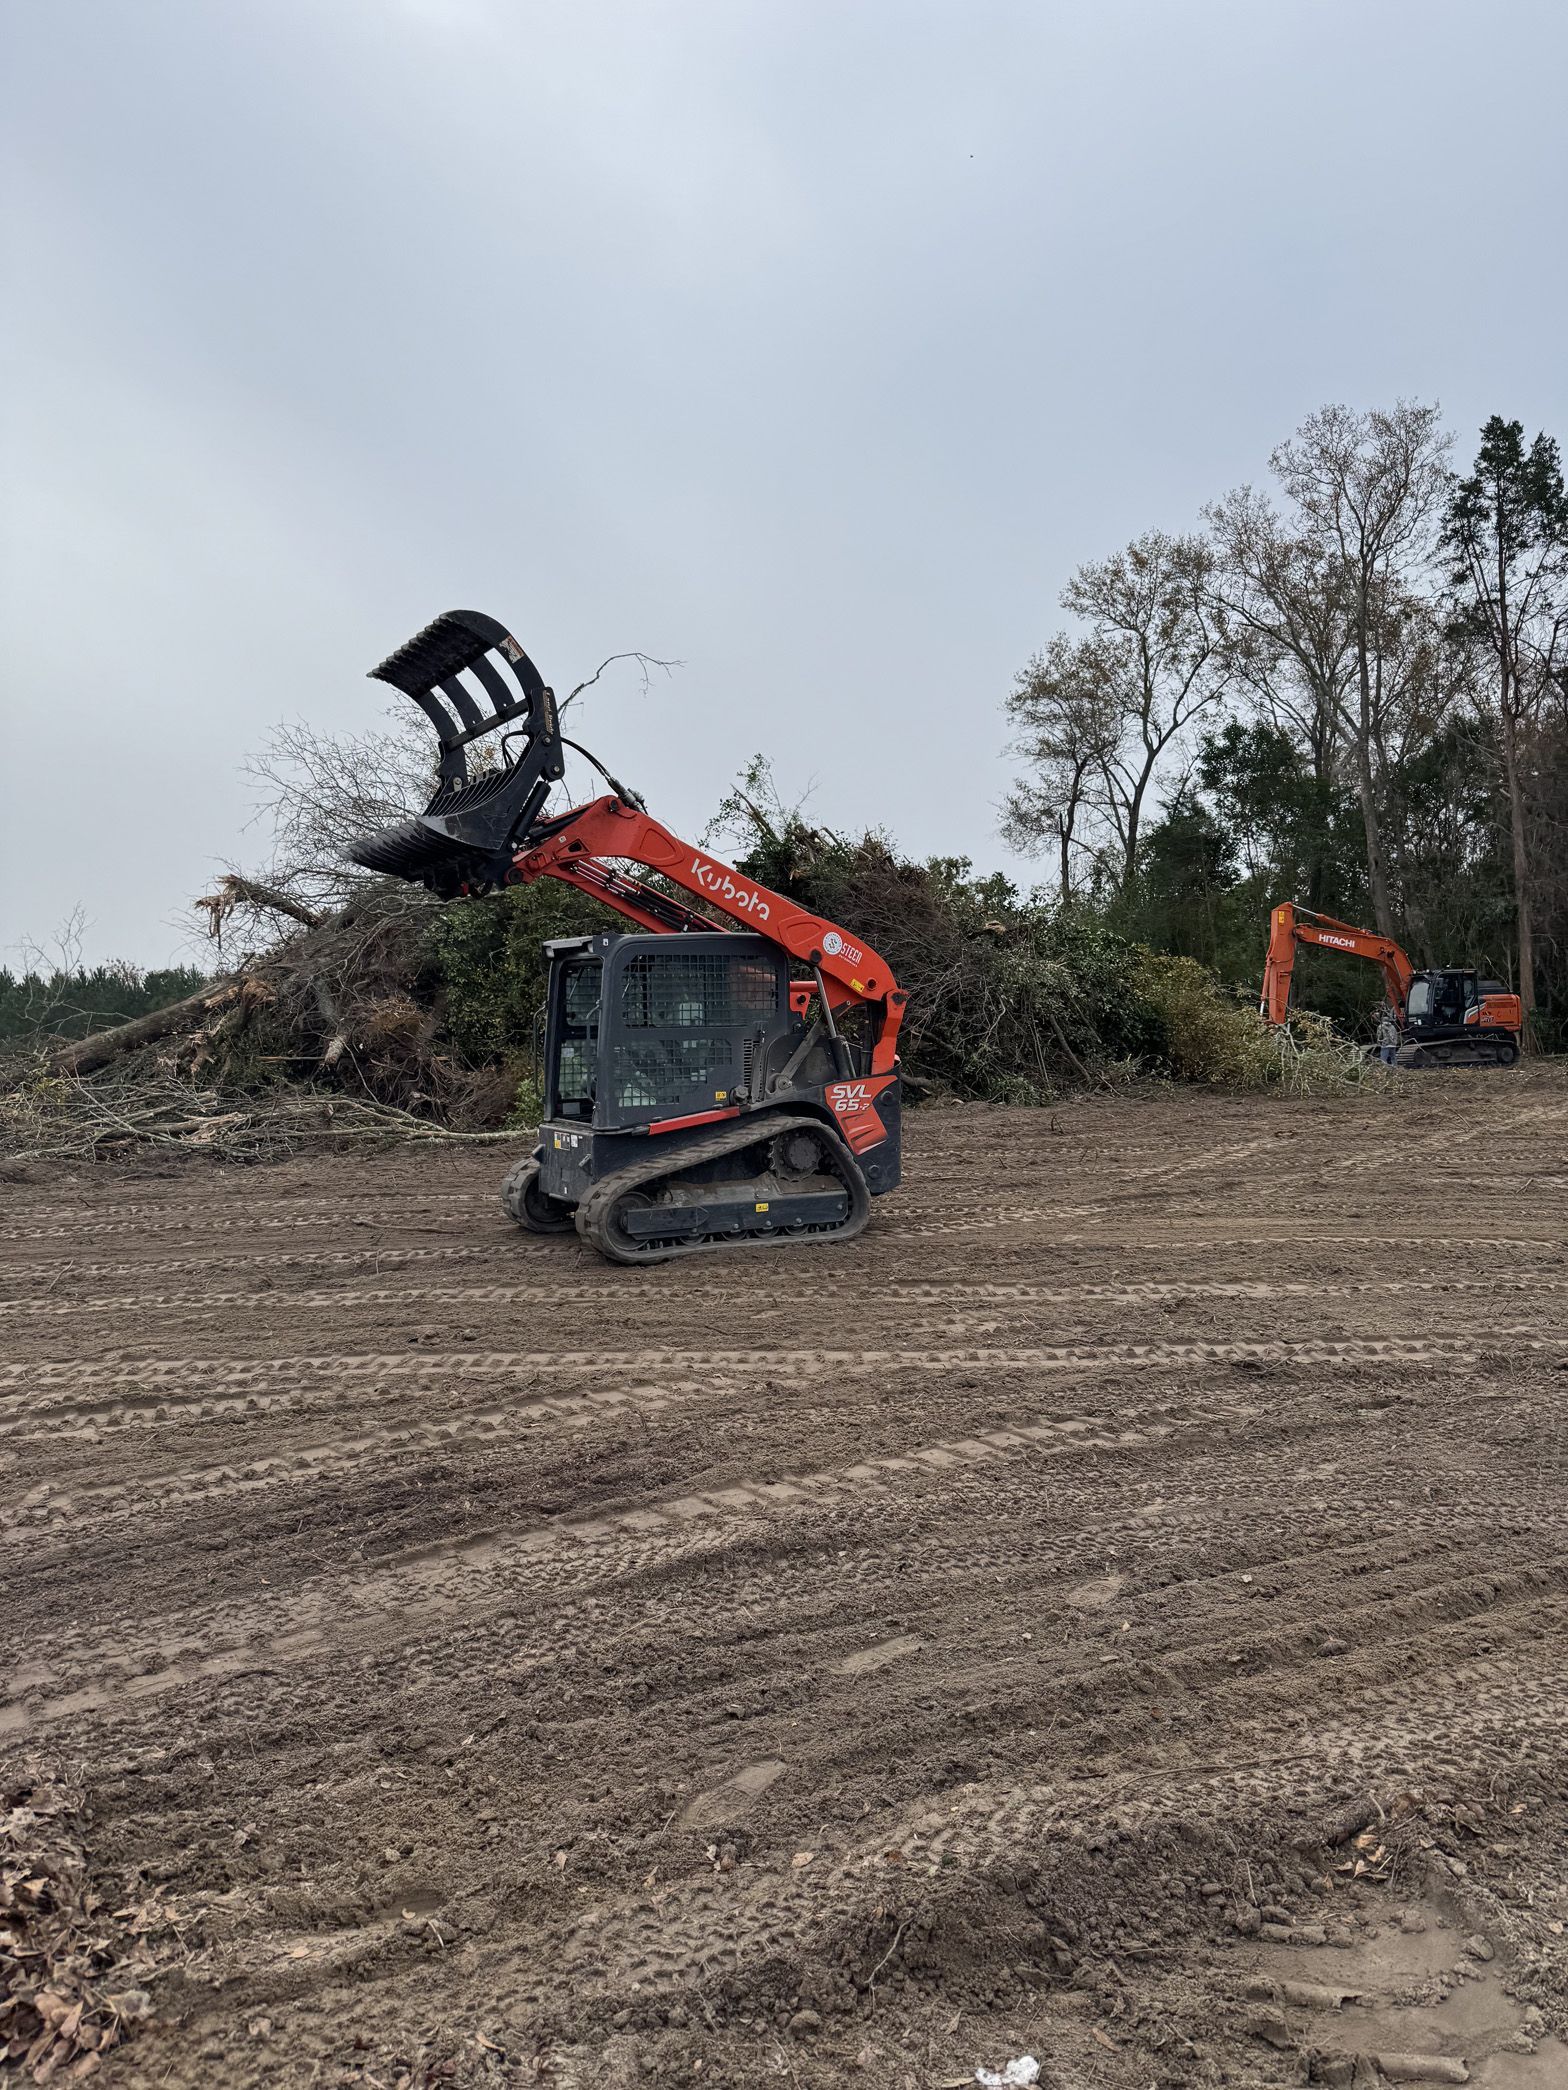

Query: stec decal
<box><xmin>821</xmin><ymin>928</ymin><xmax>865</xmax><ymax>966</ymax></box>
<box><xmin>690</xmin><ymin>857</ymin><xmax>771</xmax><ymax>920</ymax></box>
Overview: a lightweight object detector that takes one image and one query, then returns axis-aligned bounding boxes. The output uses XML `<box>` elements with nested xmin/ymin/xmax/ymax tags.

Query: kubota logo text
<box><xmin>690</xmin><ymin>857</ymin><xmax>770</xmax><ymax>920</ymax></box>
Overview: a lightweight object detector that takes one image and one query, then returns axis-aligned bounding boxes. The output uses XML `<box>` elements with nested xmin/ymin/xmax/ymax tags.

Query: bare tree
<box><xmin>1066</xmin><ymin>532</ymin><xmax>1229</xmax><ymax>888</ymax></box>
<box><xmin>1007</xmin><ymin>534</ymin><xmax>1228</xmax><ymax>893</ymax></box>
<box><xmin>1444</xmin><ymin>416</ymin><xmax>1568</xmax><ymax>1028</ymax></box>
<box><xmin>1270</xmin><ymin>401</ymin><xmax>1452</xmax><ymax>935</ymax></box>
<box><xmin>1205</xmin><ymin>483</ymin><xmax>1357</xmax><ymax>789</ymax></box>
<box><xmin>1001</xmin><ymin>636</ymin><xmax>1120</xmax><ymax>894</ymax></box>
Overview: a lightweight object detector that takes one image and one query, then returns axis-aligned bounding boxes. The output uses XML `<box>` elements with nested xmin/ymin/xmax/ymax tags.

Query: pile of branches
<box><xmin>714</xmin><ymin>768</ymin><xmax>1371</xmax><ymax>1100</ymax></box>
<box><xmin>0</xmin><ymin>876</ymin><xmax>523</xmax><ymax>1165</ymax></box>
<box><xmin>0</xmin><ymin>1068</ymin><xmax>517</xmax><ymax>1167</ymax></box>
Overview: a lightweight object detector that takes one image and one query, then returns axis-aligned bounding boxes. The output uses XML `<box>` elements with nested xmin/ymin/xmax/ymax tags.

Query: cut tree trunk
<box><xmin>51</xmin><ymin>982</ymin><xmax>242</xmax><ymax>1078</ymax></box>
<box><xmin>48</xmin><ymin>895</ymin><xmax>369</xmax><ymax>1080</ymax></box>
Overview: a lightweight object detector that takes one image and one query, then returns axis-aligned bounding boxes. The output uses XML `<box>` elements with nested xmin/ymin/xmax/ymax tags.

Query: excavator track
<box><xmin>576</xmin><ymin>1112</ymin><xmax>871</xmax><ymax>1266</ymax></box>
<box><xmin>1396</xmin><ymin>1038</ymin><xmax>1520</xmax><ymax>1070</ymax></box>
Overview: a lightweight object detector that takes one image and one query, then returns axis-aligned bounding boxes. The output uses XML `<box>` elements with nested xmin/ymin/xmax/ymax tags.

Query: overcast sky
<box><xmin>3</xmin><ymin>0</ymin><xmax>1565</xmax><ymax>967</ymax></box>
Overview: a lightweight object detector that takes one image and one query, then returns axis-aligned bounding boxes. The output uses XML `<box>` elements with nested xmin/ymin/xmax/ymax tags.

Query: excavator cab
<box><xmin>1402</xmin><ymin>970</ymin><xmax>1520</xmax><ymax>1066</ymax></box>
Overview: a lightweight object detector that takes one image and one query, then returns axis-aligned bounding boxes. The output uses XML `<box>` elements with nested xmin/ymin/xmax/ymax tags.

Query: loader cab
<box><xmin>541</xmin><ymin>931</ymin><xmax>800</xmax><ymax>1132</ymax></box>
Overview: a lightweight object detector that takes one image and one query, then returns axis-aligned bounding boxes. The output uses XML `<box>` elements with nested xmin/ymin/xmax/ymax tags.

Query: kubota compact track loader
<box><xmin>347</xmin><ymin>611</ymin><xmax>905</xmax><ymax>1263</ymax></box>
<box><xmin>1260</xmin><ymin>903</ymin><xmax>1523</xmax><ymax>1067</ymax></box>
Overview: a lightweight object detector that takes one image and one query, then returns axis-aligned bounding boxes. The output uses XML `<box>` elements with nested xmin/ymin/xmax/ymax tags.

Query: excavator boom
<box><xmin>1261</xmin><ymin>904</ymin><xmax>1415</xmax><ymax>1024</ymax></box>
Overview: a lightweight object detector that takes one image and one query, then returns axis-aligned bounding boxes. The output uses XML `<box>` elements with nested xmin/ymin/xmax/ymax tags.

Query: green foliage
<box><xmin>0</xmin><ymin>964</ymin><xmax>208</xmax><ymax>1045</ymax></box>
<box><xmin>717</xmin><ymin>772</ymin><xmax>1185</xmax><ymax>1099</ymax></box>
<box><xmin>423</xmin><ymin>881</ymin><xmax>616</xmax><ymax>1063</ymax></box>
<box><xmin>1132</xmin><ymin>951</ymin><xmax>1369</xmax><ymax>1091</ymax></box>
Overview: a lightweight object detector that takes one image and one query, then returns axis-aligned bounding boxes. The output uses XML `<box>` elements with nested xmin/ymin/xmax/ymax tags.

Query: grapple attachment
<box><xmin>347</xmin><ymin>610</ymin><xmax>565</xmax><ymax>894</ymax></box>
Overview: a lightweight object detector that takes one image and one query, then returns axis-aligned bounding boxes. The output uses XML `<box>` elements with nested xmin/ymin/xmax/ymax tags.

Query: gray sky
<box><xmin>4</xmin><ymin>0</ymin><xmax>1565</xmax><ymax>968</ymax></box>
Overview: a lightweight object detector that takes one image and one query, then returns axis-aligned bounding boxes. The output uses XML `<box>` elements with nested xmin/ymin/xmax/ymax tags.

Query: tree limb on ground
<box><xmin>49</xmin><ymin>894</ymin><xmax>370</xmax><ymax>1078</ymax></box>
<box><xmin>49</xmin><ymin>980</ymin><xmax>245</xmax><ymax>1078</ymax></box>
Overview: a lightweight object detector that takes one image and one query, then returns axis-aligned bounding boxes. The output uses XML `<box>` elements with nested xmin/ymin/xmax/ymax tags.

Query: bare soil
<box><xmin>4</xmin><ymin>1073</ymin><xmax>1568</xmax><ymax>2089</ymax></box>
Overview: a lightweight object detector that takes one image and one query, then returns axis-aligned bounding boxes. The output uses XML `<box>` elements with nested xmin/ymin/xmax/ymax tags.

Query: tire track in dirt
<box><xmin>545</xmin><ymin>1639</ymin><xmax>1568</xmax><ymax>2015</ymax></box>
<box><xmin>0</xmin><ymin>1241</ymin><xmax>533</xmax><ymax>1289</ymax></box>
<box><xmin>4</xmin><ymin>1230</ymin><xmax>1560</xmax><ymax>1295</ymax></box>
<box><xmin>0</xmin><ymin>1377</ymin><xmax>704</xmax><ymax>1514</ymax></box>
<box><xmin>11</xmin><ymin>1373</ymin><xmax>1565</xmax><ymax>1744</ymax></box>
<box><xmin>6</xmin><ymin>1270</ymin><xmax>1567</xmax><ymax>1323</ymax></box>
<box><xmin>173</xmin><ymin>1570</ymin><xmax>1568</xmax><ymax>2017</ymax></box>
<box><xmin>0</xmin><ymin>1211</ymin><xmax>481</xmax><ymax>1244</ymax></box>
<box><xmin>2</xmin><ymin>1386</ymin><xmax>1268</xmax><ymax>1732</ymax></box>
<box><xmin>0</xmin><ymin>1190</ymin><xmax>488</xmax><ymax>1227</ymax></box>
<box><xmin>8</xmin><ymin>1082</ymin><xmax>1568</xmax><ymax>2084</ymax></box>
<box><xmin>5</xmin><ymin>1332</ymin><xmax>1557</xmax><ymax>1407</ymax></box>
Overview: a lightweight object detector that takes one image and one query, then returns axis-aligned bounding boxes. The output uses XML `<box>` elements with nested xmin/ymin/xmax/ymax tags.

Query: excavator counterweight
<box><xmin>347</xmin><ymin>612</ymin><xmax>905</xmax><ymax>1262</ymax></box>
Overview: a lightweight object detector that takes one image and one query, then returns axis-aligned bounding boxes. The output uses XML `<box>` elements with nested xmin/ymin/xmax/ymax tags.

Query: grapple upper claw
<box><xmin>346</xmin><ymin>611</ymin><xmax>565</xmax><ymax>894</ymax></box>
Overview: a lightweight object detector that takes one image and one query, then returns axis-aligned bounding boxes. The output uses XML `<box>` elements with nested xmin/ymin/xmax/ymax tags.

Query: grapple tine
<box><xmin>437</xmin><ymin>675</ymin><xmax>487</xmax><ymax>735</ymax></box>
<box><xmin>347</xmin><ymin>610</ymin><xmax>565</xmax><ymax>895</ymax></box>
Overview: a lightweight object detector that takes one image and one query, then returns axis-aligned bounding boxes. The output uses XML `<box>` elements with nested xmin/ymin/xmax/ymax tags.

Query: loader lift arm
<box><xmin>509</xmin><ymin>797</ymin><xmax>905</xmax><ymax>1077</ymax></box>
<box><xmin>1260</xmin><ymin>903</ymin><xmax>1416</xmax><ymax>1024</ymax></box>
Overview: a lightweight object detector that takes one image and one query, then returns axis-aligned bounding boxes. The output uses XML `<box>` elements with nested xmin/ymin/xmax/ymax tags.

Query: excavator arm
<box><xmin>1260</xmin><ymin>903</ymin><xmax>1416</xmax><ymax>1024</ymax></box>
<box><xmin>346</xmin><ymin>610</ymin><xmax>904</xmax><ymax>1077</ymax></box>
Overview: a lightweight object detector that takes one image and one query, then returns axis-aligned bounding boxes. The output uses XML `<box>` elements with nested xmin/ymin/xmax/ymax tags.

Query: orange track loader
<box><xmin>346</xmin><ymin>611</ymin><xmax>905</xmax><ymax>1263</ymax></box>
<box><xmin>1260</xmin><ymin>903</ymin><xmax>1522</xmax><ymax>1068</ymax></box>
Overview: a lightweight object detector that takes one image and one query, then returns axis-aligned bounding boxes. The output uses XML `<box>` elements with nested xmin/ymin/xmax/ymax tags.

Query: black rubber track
<box><xmin>498</xmin><ymin>1155</ymin><xmax>575</xmax><ymax>1234</ymax></box>
<box><xmin>575</xmin><ymin>1110</ymin><xmax>872</xmax><ymax>1265</ymax></box>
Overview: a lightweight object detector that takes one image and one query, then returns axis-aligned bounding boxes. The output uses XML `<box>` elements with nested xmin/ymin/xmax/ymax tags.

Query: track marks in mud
<box><xmin>554</xmin><ymin>1641</ymin><xmax>1568</xmax><ymax>2013</ymax></box>
<box><xmin>2</xmin><ymin>1386</ymin><xmax>1257</xmax><ymax>1732</ymax></box>
<box><xmin>8</xmin><ymin>1084</ymin><xmax>1568</xmax><ymax>2083</ymax></box>
<box><xmin>4</xmin><ymin>1333</ymin><xmax>1560</xmax><ymax>1417</ymax></box>
<box><xmin>8</xmin><ymin>1269</ymin><xmax>1568</xmax><ymax>1325</ymax></box>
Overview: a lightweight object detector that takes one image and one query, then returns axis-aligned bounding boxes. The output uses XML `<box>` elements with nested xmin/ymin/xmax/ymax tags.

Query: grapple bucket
<box><xmin>347</xmin><ymin>610</ymin><xmax>565</xmax><ymax>894</ymax></box>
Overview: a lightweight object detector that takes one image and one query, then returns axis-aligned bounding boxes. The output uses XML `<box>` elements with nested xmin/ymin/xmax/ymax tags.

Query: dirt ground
<box><xmin>4</xmin><ymin>1073</ymin><xmax>1568</xmax><ymax>2090</ymax></box>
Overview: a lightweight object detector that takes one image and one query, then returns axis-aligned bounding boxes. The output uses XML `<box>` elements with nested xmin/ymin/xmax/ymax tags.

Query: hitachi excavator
<box><xmin>1260</xmin><ymin>903</ymin><xmax>1523</xmax><ymax>1068</ymax></box>
<box><xmin>347</xmin><ymin>611</ymin><xmax>904</xmax><ymax>1263</ymax></box>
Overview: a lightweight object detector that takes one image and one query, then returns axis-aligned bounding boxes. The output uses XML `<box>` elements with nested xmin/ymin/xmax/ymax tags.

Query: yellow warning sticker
<box><xmin>755</xmin><ymin>1201</ymin><xmax>770</xmax><ymax>1212</ymax></box>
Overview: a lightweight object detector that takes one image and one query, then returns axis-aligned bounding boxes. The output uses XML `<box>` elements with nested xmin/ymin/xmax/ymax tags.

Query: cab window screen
<box><xmin>557</xmin><ymin>958</ymin><xmax>601</xmax><ymax>1104</ymax></box>
<box><xmin>620</xmin><ymin>954</ymin><xmax>779</xmax><ymax>1029</ymax></box>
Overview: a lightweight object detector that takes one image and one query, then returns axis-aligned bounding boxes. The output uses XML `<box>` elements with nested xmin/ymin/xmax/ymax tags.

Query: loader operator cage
<box><xmin>543</xmin><ymin>932</ymin><xmax>791</xmax><ymax>1129</ymax></box>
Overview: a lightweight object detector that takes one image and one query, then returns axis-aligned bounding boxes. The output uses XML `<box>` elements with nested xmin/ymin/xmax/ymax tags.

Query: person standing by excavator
<box><xmin>1376</xmin><ymin>1005</ymin><xmax>1400</xmax><ymax>1066</ymax></box>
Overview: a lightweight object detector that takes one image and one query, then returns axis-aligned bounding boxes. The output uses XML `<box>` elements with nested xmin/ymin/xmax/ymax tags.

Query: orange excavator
<box><xmin>1261</xmin><ymin>904</ymin><xmax>1523</xmax><ymax>1068</ymax></box>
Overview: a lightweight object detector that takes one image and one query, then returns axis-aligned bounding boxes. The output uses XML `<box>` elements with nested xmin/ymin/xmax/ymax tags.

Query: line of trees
<box><xmin>0</xmin><ymin>961</ymin><xmax>210</xmax><ymax>1045</ymax></box>
<box><xmin>1004</xmin><ymin>405</ymin><xmax>1568</xmax><ymax>1043</ymax></box>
